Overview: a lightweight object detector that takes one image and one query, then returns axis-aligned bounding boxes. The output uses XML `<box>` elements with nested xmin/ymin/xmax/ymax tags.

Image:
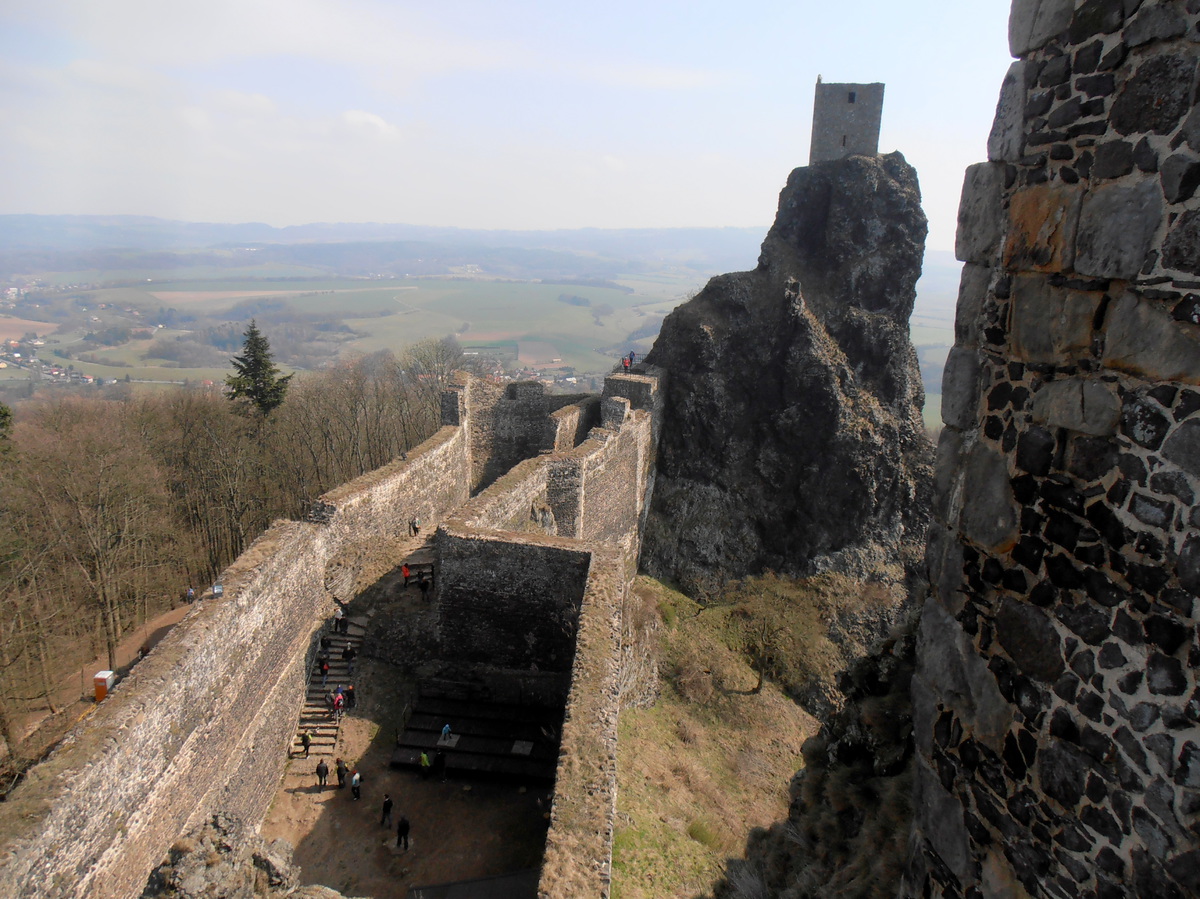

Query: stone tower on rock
<box><xmin>809</xmin><ymin>79</ymin><xmax>885</xmax><ymax>164</ymax></box>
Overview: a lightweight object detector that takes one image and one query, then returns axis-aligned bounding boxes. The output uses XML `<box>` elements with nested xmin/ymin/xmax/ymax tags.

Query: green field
<box><xmin>7</xmin><ymin>270</ymin><xmax>956</xmax><ymax>415</ymax></box>
<box><xmin>8</xmin><ymin>274</ymin><xmax>701</xmax><ymax>384</ymax></box>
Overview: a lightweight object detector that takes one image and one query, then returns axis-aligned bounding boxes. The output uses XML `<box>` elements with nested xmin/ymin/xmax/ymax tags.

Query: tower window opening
<box><xmin>848</xmin><ymin>91</ymin><xmax>856</xmax><ymax>103</ymax></box>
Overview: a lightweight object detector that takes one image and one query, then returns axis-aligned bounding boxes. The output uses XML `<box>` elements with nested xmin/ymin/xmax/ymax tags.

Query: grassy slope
<box><xmin>613</xmin><ymin>579</ymin><xmax>816</xmax><ymax>899</ymax></box>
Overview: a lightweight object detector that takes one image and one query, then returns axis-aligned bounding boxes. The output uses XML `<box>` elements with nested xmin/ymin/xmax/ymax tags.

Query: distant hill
<box><xmin>0</xmin><ymin>215</ymin><xmax>768</xmax><ymax>281</ymax></box>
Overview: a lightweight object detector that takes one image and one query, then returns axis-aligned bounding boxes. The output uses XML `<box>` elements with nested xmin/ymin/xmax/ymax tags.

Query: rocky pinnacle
<box><xmin>643</xmin><ymin>152</ymin><xmax>933</xmax><ymax>596</ymax></box>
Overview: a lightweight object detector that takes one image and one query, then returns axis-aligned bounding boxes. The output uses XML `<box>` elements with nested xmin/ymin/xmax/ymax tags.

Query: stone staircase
<box><xmin>291</xmin><ymin>616</ymin><xmax>366</xmax><ymax>758</ymax></box>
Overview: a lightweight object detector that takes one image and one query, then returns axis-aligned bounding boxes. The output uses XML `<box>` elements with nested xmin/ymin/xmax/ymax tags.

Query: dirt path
<box><xmin>262</xmin><ymin>619</ymin><xmax>551</xmax><ymax>897</ymax></box>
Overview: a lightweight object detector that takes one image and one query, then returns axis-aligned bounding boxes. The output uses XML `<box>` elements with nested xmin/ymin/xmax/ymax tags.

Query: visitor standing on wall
<box><xmin>622</xmin><ymin>356</ymin><xmax>630</xmax><ymax>373</ymax></box>
<box><xmin>316</xmin><ymin>759</ymin><xmax>329</xmax><ymax>787</ymax></box>
<box><xmin>380</xmin><ymin>793</ymin><xmax>393</xmax><ymax>828</ymax></box>
<box><xmin>351</xmin><ymin>769</ymin><xmax>361</xmax><ymax>800</ymax></box>
<box><xmin>396</xmin><ymin>815</ymin><xmax>410</xmax><ymax>850</ymax></box>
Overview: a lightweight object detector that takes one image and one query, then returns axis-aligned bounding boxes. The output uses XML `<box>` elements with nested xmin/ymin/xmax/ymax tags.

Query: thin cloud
<box><xmin>342</xmin><ymin>109</ymin><xmax>400</xmax><ymax>139</ymax></box>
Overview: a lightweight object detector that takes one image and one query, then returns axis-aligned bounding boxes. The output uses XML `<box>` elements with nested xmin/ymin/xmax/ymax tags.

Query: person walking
<box><xmin>345</xmin><ymin>684</ymin><xmax>357</xmax><ymax>709</ymax></box>
<box><xmin>351</xmin><ymin>769</ymin><xmax>362</xmax><ymax>800</ymax></box>
<box><xmin>336</xmin><ymin>757</ymin><xmax>347</xmax><ymax>788</ymax></box>
<box><xmin>396</xmin><ymin>815</ymin><xmax>410</xmax><ymax>850</ymax></box>
<box><xmin>333</xmin><ymin>691</ymin><xmax>345</xmax><ymax>721</ymax></box>
<box><xmin>332</xmin><ymin>607</ymin><xmax>344</xmax><ymax>632</ymax></box>
<box><xmin>300</xmin><ymin>730</ymin><xmax>312</xmax><ymax>758</ymax></box>
<box><xmin>380</xmin><ymin>793</ymin><xmax>393</xmax><ymax>828</ymax></box>
<box><xmin>419</xmin><ymin>751</ymin><xmax>431</xmax><ymax>779</ymax></box>
<box><xmin>316</xmin><ymin>759</ymin><xmax>329</xmax><ymax>787</ymax></box>
<box><xmin>342</xmin><ymin>643</ymin><xmax>356</xmax><ymax>676</ymax></box>
<box><xmin>402</xmin><ymin>563</ymin><xmax>410</xmax><ymax>587</ymax></box>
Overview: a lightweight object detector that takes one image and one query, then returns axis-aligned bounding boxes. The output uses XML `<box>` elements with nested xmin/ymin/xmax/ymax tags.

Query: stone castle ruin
<box><xmin>906</xmin><ymin>2</ymin><xmax>1200</xmax><ymax>896</ymax></box>
<box><xmin>3</xmin><ymin>3</ymin><xmax>1199</xmax><ymax>897</ymax></box>
<box><xmin>809</xmin><ymin>79</ymin><xmax>886</xmax><ymax>164</ymax></box>
<box><xmin>0</xmin><ymin>367</ymin><xmax>663</xmax><ymax>899</ymax></box>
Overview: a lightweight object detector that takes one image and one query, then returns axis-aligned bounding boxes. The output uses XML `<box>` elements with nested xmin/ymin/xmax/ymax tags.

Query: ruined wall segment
<box><xmin>908</xmin><ymin>3</ymin><xmax>1200</xmax><ymax>896</ymax></box>
<box><xmin>0</xmin><ymin>379</ymin><xmax>483</xmax><ymax>899</ymax></box>
<box><xmin>0</xmin><ymin>521</ymin><xmax>330</xmax><ymax>899</ymax></box>
<box><xmin>437</xmin><ymin>528</ymin><xmax>591</xmax><ymax>671</ymax></box>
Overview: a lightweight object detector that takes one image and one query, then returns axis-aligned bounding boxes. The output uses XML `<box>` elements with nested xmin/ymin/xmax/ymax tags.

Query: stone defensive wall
<box><xmin>436</xmin><ymin>368</ymin><xmax>663</xmax><ymax>898</ymax></box>
<box><xmin>907</xmin><ymin>2</ymin><xmax>1200</xmax><ymax>897</ymax></box>
<box><xmin>0</xmin><ymin>367</ymin><xmax>663</xmax><ymax>899</ymax></box>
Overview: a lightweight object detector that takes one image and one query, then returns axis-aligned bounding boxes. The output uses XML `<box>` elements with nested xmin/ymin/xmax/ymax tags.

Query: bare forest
<box><xmin>0</xmin><ymin>337</ymin><xmax>464</xmax><ymax>786</ymax></box>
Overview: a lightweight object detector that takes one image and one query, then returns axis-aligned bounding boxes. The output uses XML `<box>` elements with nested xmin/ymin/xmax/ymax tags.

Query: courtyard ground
<box><xmin>262</xmin><ymin>600</ymin><xmax>552</xmax><ymax>898</ymax></box>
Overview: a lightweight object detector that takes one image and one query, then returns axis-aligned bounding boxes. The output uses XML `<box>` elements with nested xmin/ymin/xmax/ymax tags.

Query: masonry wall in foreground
<box><xmin>906</xmin><ymin>3</ymin><xmax>1200</xmax><ymax>896</ymax></box>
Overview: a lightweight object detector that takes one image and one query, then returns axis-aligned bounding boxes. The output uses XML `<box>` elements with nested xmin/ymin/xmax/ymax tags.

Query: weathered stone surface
<box><xmin>942</xmin><ymin>347</ymin><xmax>984</xmax><ymax>429</ymax></box>
<box><xmin>1125</xmin><ymin>5</ymin><xmax>1188</xmax><ymax>47</ymax></box>
<box><xmin>913</xmin><ymin>757</ymin><xmax>972</xmax><ymax>882</ymax></box>
<box><xmin>1010</xmin><ymin>0</ymin><xmax>1075</xmax><ymax>54</ymax></box>
<box><xmin>1017</xmin><ymin>426</ymin><xmax>1056</xmax><ymax>475</ymax></box>
<box><xmin>1092</xmin><ymin>140</ymin><xmax>1134</xmax><ymax>179</ymax></box>
<box><xmin>956</xmin><ymin>264</ymin><xmax>990</xmax><ymax>347</ymax></box>
<box><xmin>990</xmin><ymin>62</ymin><xmax>1029</xmax><ymax>162</ymax></box>
<box><xmin>1031</xmin><ymin>377</ymin><xmax>1120</xmax><ymax>435</ymax></box>
<box><xmin>995</xmin><ymin>597</ymin><xmax>1065</xmax><ymax>682</ymax></box>
<box><xmin>958</xmin><ymin>163</ymin><xmax>1008</xmax><ymax>264</ymax></box>
<box><xmin>1147</xmin><ymin>653</ymin><xmax>1187</xmax><ymax>695</ymax></box>
<box><xmin>1010</xmin><ymin>274</ymin><xmax>1100</xmax><ymax>363</ymax></box>
<box><xmin>1112</xmin><ymin>54</ymin><xmax>1200</xmax><ymax>136</ymax></box>
<box><xmin>1004</xmin><ymin>182</ymin><xmax>1082</xmax><ymax>272</ymax></box>
<box><xmin>1161</xmin><ymin>153</ymin><xmax>1200</xmax><ymax>204</ymax></box>
<box><xmin>1163</xmin><ymin>209</ymin><xmax>1200</xmax><ymax>275</ymax></box>
<box><xmin>1074</xmin><ymin>178</ymin><xmax>1164</xmax><ymax>279</ymax></box>
<box><xmin>1177</xmin><ymin>533</ymin><xmax>1200</xmax><ymax>594</ymax></box>
<box><xmin>1121</xmin><ymin>392</ymin><xmax>1172</xmax><ymax>449</ymax></box>
<box><xmin>143</xmin><ymin>814</ymin><xmax>303</xmax><ymax>899</ymax></box>
<box><xmin>1162</xmin><ymin>420</ymin><xmax>1200</xmax><ymax>476</ymax></box>
<box><xmin>960</xmin><ymin>442</ymin><xmax>1019</xmax><ymax>551</ymax></box>
<box><xmin>1040</xmin><ymin>740</ymin><xmax>1092</xmax><ymax>807</ymax></box>
<box><xmin>918</xmin><ymin>598</ymin><xmax>1014</xmax><ymax>747</ymax></box>
<box><xmin>1068</xmin><ymin>0</ymin><xmax>1132</xmax><ymax>44</ymax></box>
<box><xmin>643</xmin><ymin>153</ymin><xmax>931</xmax><ymax>595</ymax></box>
<box><xmin>927</xmin><ymin>523</ymin><xmax>966</xmax><ymax>613</ymax></box>
<box><xmin>1104</xmin><ymin>292</ymin><xmax>1200</xmax><ymax>385</ymax></box>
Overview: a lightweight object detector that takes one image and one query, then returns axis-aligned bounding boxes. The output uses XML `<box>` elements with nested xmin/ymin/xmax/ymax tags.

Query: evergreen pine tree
<box><xmin>225</xmin><ymin>320</ymin><xmax>292</xmax><ymax>416</ymax></box>
<box><xmin>0</xmin><ymin>400</ymin><xmax>11</xmax><ymax>451</ymax></box>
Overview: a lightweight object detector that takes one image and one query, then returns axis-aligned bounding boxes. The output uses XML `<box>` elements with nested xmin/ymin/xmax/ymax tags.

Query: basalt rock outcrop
<box><xmin>643</xmin><ymin>152</ymin><xmax>933</xmax><ymax>596</ymax></box>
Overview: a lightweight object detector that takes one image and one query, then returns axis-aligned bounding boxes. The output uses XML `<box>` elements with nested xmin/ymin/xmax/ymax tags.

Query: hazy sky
<box><xmin>0</xmin><ymin>1</ymin><xmax>1013</xmax><ymax>251</ymax></box>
